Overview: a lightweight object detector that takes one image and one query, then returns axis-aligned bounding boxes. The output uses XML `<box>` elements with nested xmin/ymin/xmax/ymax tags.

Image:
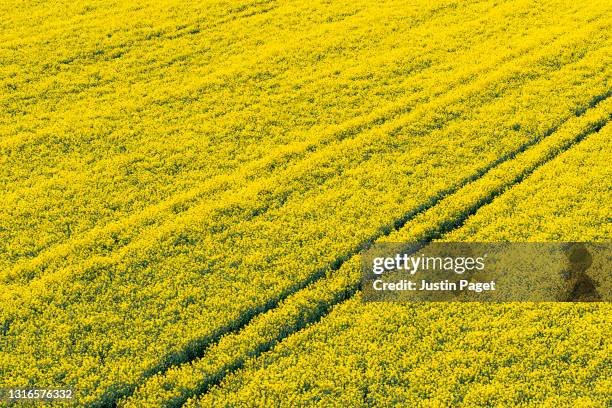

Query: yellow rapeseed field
<box><xmin>1</xmin><ymin>0</ymin><xmax>610</xmax><ymax>406</ymax></box>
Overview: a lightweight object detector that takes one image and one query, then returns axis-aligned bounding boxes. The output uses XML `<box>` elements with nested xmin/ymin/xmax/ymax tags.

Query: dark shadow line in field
<box><xmin>123</xmin><ymin>92</ymin><xmax>611</xmax><ymax>408</ymax></box>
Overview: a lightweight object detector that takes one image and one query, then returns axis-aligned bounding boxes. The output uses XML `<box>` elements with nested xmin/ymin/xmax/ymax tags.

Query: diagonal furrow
<box><xmin>3</xmin><ymin>38</ymin><xmax>611</xmax><ymax>406</ymax></box>
<box><xmin>2</xmin><ymin>2</ymin><xmax>612</xmax><ymax>407</ymax></box>
<box><xmin>120</xmin><ymin>93</ymin><xmax>611</xmax><ymax>408</ymax></box>
<box><xmin>174</xmin><ymin>105</ymin><xmax>609</xmax><ymax>407</ymax></box>
<box><xmin>3</xmin><ymin>40</ymin><xmax>610</xmax><ymax>406</ymax></box>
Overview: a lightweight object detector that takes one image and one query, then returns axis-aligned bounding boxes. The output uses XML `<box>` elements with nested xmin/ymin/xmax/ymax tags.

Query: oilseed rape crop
<box><xmin>189</xmin><ymin>124</ymin><xmax>612</xmax><ymax>407</ymax></box>
<box><xmin>1</xmin><ymin>0</ymin><xmax>611</xmax><ymax>406</ymax></box>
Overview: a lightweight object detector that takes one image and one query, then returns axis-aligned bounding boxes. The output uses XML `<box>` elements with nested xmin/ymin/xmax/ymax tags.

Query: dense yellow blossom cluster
<box><xmin>1</xmin><ymin>0</ymin><xmax>610</xmax><ymax>406</ymax></box>
<box><xmin>123</xmin><ymin>105</ymin><xmax>612</xmax><ymax>408</ymax></box>
<box><xmin>187</xmin><ymin>124</ymin><xmax>612</xmax><ymax>407</ymax></box>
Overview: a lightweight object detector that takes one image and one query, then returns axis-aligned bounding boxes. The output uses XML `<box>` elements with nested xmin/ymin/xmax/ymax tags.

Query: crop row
<box><xmin>2</xmin><ymin>1</ymin><xmax>611</xmax><ymax>405</ymax></box>
<box><xmin>0</xmin><ymin>0</ymin><xmax>529</xmax><ymax>268</ymax></box>
<box><xmin>1</xmin><ymin>0</ymin><xmax>606</xmax><ymax>272</ymax></box>
<box><xmin>5</xmin><ymin>11</ymin><xmax>610</xmax><ymax>285</ymax></box>
<box><xmin>4</xmin><ymin>36</ymin><xmax>609</xmax><ymax>404</ymax></box>
<box><xmin>121</xmin><ymin>92</ymin><xmax>612</xmax><ymax>408</ymax></box>
<box><xmin>186</xmin><ymin>120</ymin><xmax>612</xmax><ymax>408</ymax></box>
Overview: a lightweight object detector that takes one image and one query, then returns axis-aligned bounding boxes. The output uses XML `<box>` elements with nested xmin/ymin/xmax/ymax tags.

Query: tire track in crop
<box><xmin>119</xmin><ymin>92</ymin><xmax>611</xmax><ymax>408</ymax></box>
<box><xmin>2</xmin><ymin>16</ymin><xmax>608</xmax><ymax>408</ymax></box>
<box><xmin>180</xmin><ymin>101</ymin><xmax>611</xmax><ymax>408</ymax></box>
<box><xmin>2</xmin><ymin>32</ymin><xmax>608</xmax><ymax>408</ymax></box>
<box><xmin>5</xmin><ymin>41</ymin><xmax>610</xmax><ymax>401</ymax></box>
